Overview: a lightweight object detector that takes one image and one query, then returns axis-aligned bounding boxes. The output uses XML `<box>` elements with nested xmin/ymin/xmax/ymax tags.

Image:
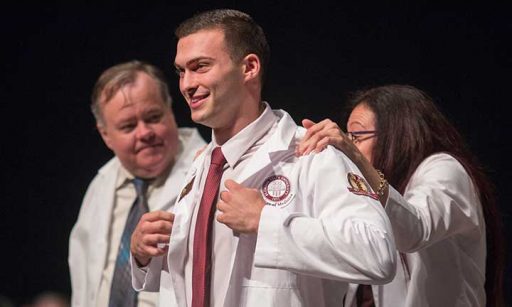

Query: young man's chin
<box><xmin>191</xmin><ymin>114</ymin><xmax>208</xmax><ymax>126</ymax></box>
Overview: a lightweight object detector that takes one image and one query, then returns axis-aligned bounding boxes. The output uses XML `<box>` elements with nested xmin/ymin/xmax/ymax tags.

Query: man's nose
<box><xmin>136</xmin><ymin>122</ymin><xmax>155</xmax><ymax>140</ymax></box>
<box><xmin>180</xmin><ymin>71</ymin><xmax>197</xmax><ymax>97</ymax></box>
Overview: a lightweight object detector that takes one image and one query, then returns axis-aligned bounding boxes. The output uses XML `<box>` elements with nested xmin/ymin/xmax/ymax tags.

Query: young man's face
<box><xmin>98</xmin><ymin>72</ymin><xmax>179</xmax><ymax>178</ymax></box>
<box><xmin>174</xmin><ymin>28</ymin><xmax>247</xmax><ymax>130</ymax></box>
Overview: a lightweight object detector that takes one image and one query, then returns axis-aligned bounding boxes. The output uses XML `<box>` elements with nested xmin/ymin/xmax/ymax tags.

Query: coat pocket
<box><xmin>239</xmin><ymin>277</ymin><xmax>303</xmax><ymax>307</ymax></box>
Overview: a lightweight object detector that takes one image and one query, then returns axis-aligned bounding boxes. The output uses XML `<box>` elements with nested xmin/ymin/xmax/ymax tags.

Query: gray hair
<box><xmin>91</xmin><ymin>60</ymin><xmax>172</xmax><ymax>125</ymax></box>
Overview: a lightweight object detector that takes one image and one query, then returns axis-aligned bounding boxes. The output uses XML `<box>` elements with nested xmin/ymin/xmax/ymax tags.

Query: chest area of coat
<box><xmin>179</xmin><ymin>158</ymin><xmax>303</xmax><ymax>211</ymax></box>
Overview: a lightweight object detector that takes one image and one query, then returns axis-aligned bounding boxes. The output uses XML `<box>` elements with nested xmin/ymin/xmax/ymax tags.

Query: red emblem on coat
<box><xmin>262</xmin><ymin>175</ymin><xmax>291</xmax><ymax>202</ymax></box>
<box><xmin>347</xmin><ymin>173</ymin><xmax>379</xmax><ymax>200</ymax></box>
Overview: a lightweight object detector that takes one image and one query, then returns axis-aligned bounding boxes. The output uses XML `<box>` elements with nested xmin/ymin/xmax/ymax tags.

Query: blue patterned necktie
<box><xmin>109</xmin><ymin>177</ymin><xmax>148</xmax><ymax>307</ymax></box>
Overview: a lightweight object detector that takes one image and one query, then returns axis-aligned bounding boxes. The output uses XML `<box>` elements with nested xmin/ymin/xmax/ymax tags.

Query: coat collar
<box><xmin>235</xmin><ymin>109</ymin><xmax>297</xmax><ymax>184</ymax></box>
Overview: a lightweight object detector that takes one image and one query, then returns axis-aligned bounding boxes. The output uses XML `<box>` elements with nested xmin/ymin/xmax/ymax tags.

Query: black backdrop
<box><xmin>1</xmin><ymin>2</ymin><xmax>511</xmax><ymax>305</ymax></box>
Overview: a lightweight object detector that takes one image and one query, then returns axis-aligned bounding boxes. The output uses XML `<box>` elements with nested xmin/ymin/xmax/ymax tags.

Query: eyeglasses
<box><xmin>347</xmin><ymin>130</ymin><xmax>377</xmax><ymax>143</ymax></box>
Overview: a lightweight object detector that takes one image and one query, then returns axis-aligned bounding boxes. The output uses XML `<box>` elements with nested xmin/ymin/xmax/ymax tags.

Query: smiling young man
<box><xmin>68</xmin><ymin>61</ymin><xmax>206</xmax><ymax>307</ymax></box>
<box><xmin>131</xmin><ymin>10</ymin><xmax>396</xmax><ymax>307</ymax></box>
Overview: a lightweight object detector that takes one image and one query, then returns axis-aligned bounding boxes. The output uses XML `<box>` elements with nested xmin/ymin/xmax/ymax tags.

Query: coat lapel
<box><xmin>154</xmin><ymin>161</ymin><xmax>189</xmax><ymax>212</ymax></box>
<box><xmin>155</xmin><ymin>127</ymin><xmax>207</xmax><ymax>212</ymax></box>
<box><xmin>167</xmin><ymin>145</ymin><xmax>211</xmax><ymax>307</ymax></box>
<box><xmin>225</xmin><ymin>111</ymin><xmax>298</xmax><ymax>292</ymax></box>
<box><xmin>235</xmin><ymin>111</ymin><xmax>298</xmax><ymax>185</ymax></box>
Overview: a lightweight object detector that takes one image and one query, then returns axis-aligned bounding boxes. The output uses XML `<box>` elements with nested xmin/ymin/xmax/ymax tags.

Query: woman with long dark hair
<box><xmin>298</xmin><ymin>84</ymin><xmax>504</xmax><ymax>306</ymax></box>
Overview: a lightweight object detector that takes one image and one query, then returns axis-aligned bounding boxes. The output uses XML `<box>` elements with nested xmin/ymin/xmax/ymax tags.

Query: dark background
<box><xmin>1</xmin><ymin>2</ymin><xmax>510</xmax><ymax>305</ymax></box>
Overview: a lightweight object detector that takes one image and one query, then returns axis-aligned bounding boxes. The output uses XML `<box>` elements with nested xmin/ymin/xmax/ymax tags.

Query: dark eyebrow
<box><xmin>174</xmin><ymin>56</ymin><xmax>215</xmax><ymax>69</ymax></box>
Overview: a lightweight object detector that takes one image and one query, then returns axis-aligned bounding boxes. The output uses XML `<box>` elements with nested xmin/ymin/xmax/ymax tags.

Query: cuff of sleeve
<box><xmin>384</xmin><ymin>186</ymin><xmax>416</xmax><ymax>218</ymax></box>
<box><xmin>254</xmin><ymin>205</ymin><xmax>283</xmax><ymax>268</ymax></box>
<box><xmin>131</xmin><ymin>254</ymin><xmax>149</xmax><ymax>291</ymax></box>
<box><xmin>131</xmin><ymin>254</ymin><xmax>163</xmax><ymax>291</ymax></box>
<box><xmin>384</xmin><ymin>186</ymin><xmax>402</xmax><ymax>214</ymax></box>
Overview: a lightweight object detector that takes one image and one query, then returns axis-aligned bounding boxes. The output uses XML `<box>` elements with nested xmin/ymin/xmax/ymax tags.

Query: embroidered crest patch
<box><xmin>178</xmin><ymin>176</ymin><xmax>195</xmax><ymax>202</ymax></box>
<box><xmin>261</xmin><ymin>175</ymin><xmax>294</xmax><ymax>208</ymax></box>
<box><xmin>347</xmin><ymin>173</ymin><xmax>378</xmax><ymax>200</ymax></box>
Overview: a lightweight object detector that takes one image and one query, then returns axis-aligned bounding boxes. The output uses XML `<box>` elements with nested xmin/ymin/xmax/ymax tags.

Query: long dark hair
<box><xmin>345</xmin><ymin>84</ymin><xmax>504</xmax><ymax>306</ymax></box>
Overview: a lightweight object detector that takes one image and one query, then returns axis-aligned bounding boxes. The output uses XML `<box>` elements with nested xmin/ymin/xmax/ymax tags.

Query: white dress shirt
<box><xmin>95</xmin><ymin>165</ymin><xmax>169</xmax><ymax>307</ymax></box>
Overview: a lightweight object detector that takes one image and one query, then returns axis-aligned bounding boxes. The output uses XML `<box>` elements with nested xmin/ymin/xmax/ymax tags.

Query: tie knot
<box><xmin>210</xmin><ymin>147</ymin><xmax>226</xmax><ymax>166</ymax></box>
<box><xmin>132</xmin><ymin>178</ymin><xmax>148</xmax><ymax>197</ymax></box>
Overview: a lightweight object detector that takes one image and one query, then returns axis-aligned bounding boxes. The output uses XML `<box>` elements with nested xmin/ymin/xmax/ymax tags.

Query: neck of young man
<box><xmin>213</xmin><ymin>100</ymin><xmax>265</xmax><ymax>145</ymax></box>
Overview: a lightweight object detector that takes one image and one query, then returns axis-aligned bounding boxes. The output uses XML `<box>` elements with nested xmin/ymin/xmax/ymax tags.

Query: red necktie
<box><xmin>192</xmin><ymin>147</ymin><xmax>227</xmax><ymax>307</ymax></box>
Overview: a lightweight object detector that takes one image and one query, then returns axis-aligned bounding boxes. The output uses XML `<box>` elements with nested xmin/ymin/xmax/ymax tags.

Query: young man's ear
<box><xmin>242</xmin><ymin>53</ymin><xmax>261</xmax><ymax>82</ymax></box>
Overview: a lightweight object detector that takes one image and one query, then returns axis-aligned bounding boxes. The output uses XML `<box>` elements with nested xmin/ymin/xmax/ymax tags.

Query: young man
<box><xmin>68</xmin><ymin>61</ymin><xmax>206</xmax><ymax>307</ymax></box>
<box><xmin>131</xmin><ymin>10</ymin><xmax>396</xmax><ymax>307</ymax></box>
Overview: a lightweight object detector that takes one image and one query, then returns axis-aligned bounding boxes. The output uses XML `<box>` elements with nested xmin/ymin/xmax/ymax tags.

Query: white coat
<box><xmin>344</xmin><ymin>153</ymin><xmax>486</xmax><ymax>307</ymax></box>
<box><xmin>68</xmin><ymin>128</ymin><xmax>206</xmax><ymax>307</ymax></box>
<box><xmin>133</xmin><ymin>110</ymin><xmax>396</xmax><ymax>307</ymax></box>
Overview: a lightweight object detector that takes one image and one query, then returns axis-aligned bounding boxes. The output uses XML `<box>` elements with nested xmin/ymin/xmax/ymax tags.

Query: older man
<box><xmin>68</xmin><ymin>61</ymin><xmax>205</xmax><ymax>307</ymax></box>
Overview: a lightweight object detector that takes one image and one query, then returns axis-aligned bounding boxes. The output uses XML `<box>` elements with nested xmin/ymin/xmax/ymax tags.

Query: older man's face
<box><xmin>98</xmin><ymin>72</ymin><xmax>179</xmax><ymax>178</ymax></box>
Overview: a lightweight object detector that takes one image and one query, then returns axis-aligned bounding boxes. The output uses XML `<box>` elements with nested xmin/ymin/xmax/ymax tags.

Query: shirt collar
<box><xmin>211</xmin><ymin>101</ymin><xmax>277</xmax><ymax>168</ymax></box>
<box><xmin>116</xmin><ymin>164</ymin><xmax>134</xmax><ymax>190</ymax></box>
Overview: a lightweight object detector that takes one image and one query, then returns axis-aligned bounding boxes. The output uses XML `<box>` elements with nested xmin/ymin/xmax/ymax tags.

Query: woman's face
<box><xmin>347</xmin><ymin>103</ymin><xmax>377</xmax><ymax>163</ymax></box>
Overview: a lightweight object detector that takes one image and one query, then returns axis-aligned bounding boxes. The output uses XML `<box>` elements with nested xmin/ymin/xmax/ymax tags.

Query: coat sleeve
<box><xmin>68</xmin><ymin>174</ymin><xmax>101</xmax><ymax>307</ymax></box>
<box><xmin>254</xmin><ymin>147</ymin><xmax>396</xmax><ymax>284</ymax></box>
<box><xmin>383</xmin><ymin>153</ymin><xmax>483</xmax><ymax>252</ymax></box>
<box><xmin>131</xmin><ymin>255</ymin><xmax>164</xmax><ymax>292</ymax></box>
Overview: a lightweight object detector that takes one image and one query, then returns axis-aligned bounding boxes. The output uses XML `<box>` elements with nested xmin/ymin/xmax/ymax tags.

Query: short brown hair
<box><xmin>175</xmin><ymin>9</ymin><xmax>270</xmax><ymax>82</ymax></box>
<box><xmin>91</xmin><ymin>60</ymin><xmax>172</xmax><ymax>125</ymax></box>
